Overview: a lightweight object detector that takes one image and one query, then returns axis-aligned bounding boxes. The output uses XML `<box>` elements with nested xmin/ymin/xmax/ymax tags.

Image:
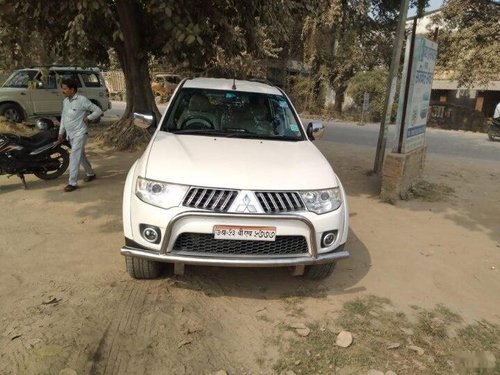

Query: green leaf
<box><xmin>177</xmin><ymin>33</ymin><xmax>185</xmax><ymax>42</ymax></box>
<box><xmin>186</xmin><ymin>35</ymin><xmax>195</xmax><ymax>45</ymax></box>
<box><xmin>165</xmin><ymin>7</ymin><xmax>172</xmax><ymax>17</ymax></box>
<box><xmin>196</xmin><ymin>36</ymin><xmax>203</xmax><ymax>45</ymax></box>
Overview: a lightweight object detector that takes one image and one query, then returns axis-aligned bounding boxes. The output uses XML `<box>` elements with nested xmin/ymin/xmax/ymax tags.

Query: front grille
<box><xmin>172</xmin><ymin>233</ymin><xmax>308</xmax><ymax>256</ymax></box>
<box><xmin>255</xmin><ymin>192</ymin><xmax>305</xmax><ymax>213</ymax></box>
<box><xmin>183</xmin><ymin>188</ymin><xmax>238</xmax><ymax>212</ymax></box>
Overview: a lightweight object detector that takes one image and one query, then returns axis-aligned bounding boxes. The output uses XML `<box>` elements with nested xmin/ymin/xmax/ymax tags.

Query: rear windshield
<box><xmin>161</xmin><ymin>88</ymin><xmax>305</xmax><ymax>141</ymax></box>
<box><xmin>79</xmin><ymin>72</ymin><xmax>102</xmax><ymax>87</ymax></box>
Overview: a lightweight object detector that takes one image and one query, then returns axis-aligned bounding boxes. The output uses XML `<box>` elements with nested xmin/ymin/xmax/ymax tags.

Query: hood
<box><xmin>145</xmin><ymin>132</ymin><xmax>338</xmax><ymax>190</ymax></box>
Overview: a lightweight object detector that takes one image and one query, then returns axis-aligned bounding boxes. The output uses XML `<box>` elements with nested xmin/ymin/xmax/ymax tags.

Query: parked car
<box><xmin>122</xmin><ymin>77</ymin><xmax>349</xmax><ymax>280</ymax></box>
<box><xmin>0</xmin><ymin>66</ymin><xmax>111</xmax><ymax>123</ymax></box>
<box><xmin>151</xmin><ymin>73</ymin><xmax>182</xmax><ymax>102</ymax></box>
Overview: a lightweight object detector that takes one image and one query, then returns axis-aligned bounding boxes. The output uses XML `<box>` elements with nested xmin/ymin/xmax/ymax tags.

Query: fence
<box><xmin>102</xmin><ymin>70</ymin><xmax>126</xmax><ymax>101</ymax></box>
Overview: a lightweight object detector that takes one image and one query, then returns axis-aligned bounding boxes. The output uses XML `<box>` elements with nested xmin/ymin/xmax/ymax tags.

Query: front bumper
<box><xmin>120</xmin><ymin>211</ymin><xmax>349</xmax><ymax>267</ymax></box>
<box><xmin>120</xmin><ymin>244</ymin><xmax>348</xmax><ymax>267</ymax></box>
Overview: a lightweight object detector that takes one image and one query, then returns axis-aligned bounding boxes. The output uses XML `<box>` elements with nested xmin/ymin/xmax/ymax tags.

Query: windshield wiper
<box><xmin>170</xmin><ymin>129</ymin><xmax>226</xmax><ymax>136</ymax></box>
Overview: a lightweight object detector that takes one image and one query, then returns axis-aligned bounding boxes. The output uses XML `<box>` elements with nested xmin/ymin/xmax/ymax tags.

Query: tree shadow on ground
<box><xmin>317</xmin><ymin>140</ymin><xmax>500</xmax><ymax>243</ymax></box>
<box><xmin>165</xmin><ymin>229</ymin><xmax>370</xmax><ymax>301</ymax></box>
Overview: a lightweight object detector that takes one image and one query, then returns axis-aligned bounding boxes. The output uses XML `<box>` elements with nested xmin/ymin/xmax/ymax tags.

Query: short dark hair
<box><xmin>61</xmin><ymin>78</ymin><xmax>78</xmax><ymax>91</ymax></box>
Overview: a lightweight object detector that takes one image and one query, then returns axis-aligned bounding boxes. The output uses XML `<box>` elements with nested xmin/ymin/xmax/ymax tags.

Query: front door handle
<box><xmin>20</xmin><ymin>92</ymin><xmax>26</xmax><ymax>96</ymax></box>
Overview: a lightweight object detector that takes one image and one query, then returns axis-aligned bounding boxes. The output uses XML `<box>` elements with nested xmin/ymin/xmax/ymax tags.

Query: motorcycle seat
<box><xmin>18</xmin><ymin>131</ymin><xmax>56</xmax><ymax>150</ymax></box>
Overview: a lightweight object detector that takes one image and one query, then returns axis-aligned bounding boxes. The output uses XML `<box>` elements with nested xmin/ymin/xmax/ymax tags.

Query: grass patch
<box><xmin>400</xmin><ymin>180</ymin><xmax>455</xmax><ymax>202</ymax></box>
<box><xmin>281</xmin><ymin>297</ymin><xmax>306</xmax><ymax>318</ymax></box>
<box><xmin>273</xmin><ymin>296</ymin><xmax>499</xmax><ymax>374</ymax></box>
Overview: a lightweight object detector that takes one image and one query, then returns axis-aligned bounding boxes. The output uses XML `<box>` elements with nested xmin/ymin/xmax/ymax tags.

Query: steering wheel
<box><xmin>180</xmin><ymin>115</ymin><xmax>215</xmax><ymax>130</ymax></box>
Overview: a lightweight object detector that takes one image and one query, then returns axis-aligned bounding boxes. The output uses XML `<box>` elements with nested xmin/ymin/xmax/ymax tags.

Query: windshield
<box><xmin>161</xmin><ymin>88</ymin><xmax>305</xmax><ymax>141</ymax></box>
<box><xmin>3</xmin><ymin>70</ymin><xmax>38</xmax><ymax>88</ymax></box>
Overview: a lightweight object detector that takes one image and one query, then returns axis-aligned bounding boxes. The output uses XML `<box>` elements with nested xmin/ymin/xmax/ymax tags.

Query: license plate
<box><xmin>213</xmin><ymin>225</ymin><xmax>276</xmax><ymax>241</ymax></box>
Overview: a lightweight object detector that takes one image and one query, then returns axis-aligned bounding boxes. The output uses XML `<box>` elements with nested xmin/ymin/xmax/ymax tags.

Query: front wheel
<box><xmin>125</xmin><ymin>256</ymin><xmax>162</xmax><ymax>279</ymax></box>
<box><xmin>34</xmin><ymin>146</ymin><xmax>70</xmax><ymax>180</ymax></box>
<box><xmin>303</xmin><ymin>262</ymin><xmax>336</xmax><ymax>280</ymax></box>
<box><xmin>0</xmin><ymin>103</ymin><xmax>24</xmax><ymax>123</ymax></box>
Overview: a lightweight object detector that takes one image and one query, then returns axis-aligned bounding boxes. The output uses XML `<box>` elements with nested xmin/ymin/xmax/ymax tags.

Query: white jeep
<box><xmin>0</xmin><ymin>66</ymin><xmax>111</xmax><ymax>123</ymax></box>
<box><xmin>121</xmin><ymin>78</ymin><xmax>349</xmax><ymax>280</ymax></box>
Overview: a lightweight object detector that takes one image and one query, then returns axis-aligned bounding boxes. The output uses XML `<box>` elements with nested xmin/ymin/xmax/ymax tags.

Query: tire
<box><xmin>0</xmin><ymin>103</ymin><xmax>24</xmax><ymax>123</ymax></box>
<box><xmin>303</xmin><ymin>262</ymin><xmax>336</xmax><ymax>280</ymax></box>
<box><xmin>125</xmin><ymin>255</ymin><xmax>162</xmax><ymax>279</ymax></box>
<box><xmin>34</xmin><ymin>146</ymin><xmax>70</xmax><ymax>180</ymax></box>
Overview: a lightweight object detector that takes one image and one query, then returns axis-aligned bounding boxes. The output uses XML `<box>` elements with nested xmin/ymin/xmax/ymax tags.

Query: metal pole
<box><xmin>373</xmin><ymin>0</ymin><xmax>410</xmax><ymax>174</ymax></box>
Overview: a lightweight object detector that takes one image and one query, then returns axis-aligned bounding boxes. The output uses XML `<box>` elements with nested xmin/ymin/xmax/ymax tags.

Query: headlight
<box><xmin>300</xmin><ymin>188</ymin><xmax>342</xmax><ymax>214</ymax></box>
<box><xmin>135</xmin><ymin>177</ymin><xmax>187</xmax><ymax>209</ymax></box>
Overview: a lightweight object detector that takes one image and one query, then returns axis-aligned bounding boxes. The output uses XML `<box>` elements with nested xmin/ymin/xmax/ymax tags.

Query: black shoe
<box><xmin>64</xmin><ymin>184</ymin><xmax>78</xmax><ymax>192</ymax></box>
<box><xmin>84</xmin><ymin>174</ymin><xmax>96</xmax><ymax>182</ymax></box>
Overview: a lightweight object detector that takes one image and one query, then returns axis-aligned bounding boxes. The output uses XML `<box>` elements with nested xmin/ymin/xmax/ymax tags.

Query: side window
<box><xmin>80</xmin><ymin>72</ymin><xmax>101</xmax><ymax>87</ymax></box>
<box><xmin>35</xmin><ymin>71</ymin><xmax>57</xmax><ymax>89</ymax></box>
<box><xmin>58</xmin><ymin>72</ymin><xmax>82</xmax><ymax>87</ymax></box>
<box><xmin>47</xmin><ymin>72</ymin><xmax>57</xmax><ymax>89</ymax></box>
<box><xmin>167</xmin><ymin>76</ymin><xmax>180</xmax><ymax>84</ymax></box>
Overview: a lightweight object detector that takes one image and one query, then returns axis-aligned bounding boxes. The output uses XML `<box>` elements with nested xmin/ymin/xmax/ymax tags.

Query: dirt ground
<box><xmin>0</xmin><ymin>127</ymin><xmax>499</xmax><ymax>375</ymax></box>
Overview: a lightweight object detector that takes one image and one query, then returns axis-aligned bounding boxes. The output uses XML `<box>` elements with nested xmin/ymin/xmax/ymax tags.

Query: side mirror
<box><xmin>306</xmin><ymin>122</ymin><xmax>325</xmax><ymax>141</ymax></box>
<box><xmin>133</xmin><ymin>112</ymin><xmax>156</xmax><ymax>134</ymax></box>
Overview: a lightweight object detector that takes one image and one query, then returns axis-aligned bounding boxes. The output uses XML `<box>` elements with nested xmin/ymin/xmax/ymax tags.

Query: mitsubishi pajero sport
<box><xmin>121</xmin><ymin>78</ymin><xmax>349</xmax><ymax>280</ymax></box>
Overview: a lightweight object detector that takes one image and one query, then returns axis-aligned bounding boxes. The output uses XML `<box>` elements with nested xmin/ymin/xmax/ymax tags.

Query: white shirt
<box><xmin>494</xmin><ymin>102</ymin><xmax>500</xmax><ymax>119</ymax></box>
<box><xmin>59</xmin><ymin>93</ymin><xmax>103</xmax><ymax>138</ymax></box>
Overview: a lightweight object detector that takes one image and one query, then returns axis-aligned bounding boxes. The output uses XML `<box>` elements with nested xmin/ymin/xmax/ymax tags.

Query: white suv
<box><xmin>0</xmin><ymin>66</ymin><xmax>111</xmax><ymax>122</ymax></box>
<box><xmin>121</xmin><ymin>78</ymin><xmax>349</xmax><ymax>280</ymax></box>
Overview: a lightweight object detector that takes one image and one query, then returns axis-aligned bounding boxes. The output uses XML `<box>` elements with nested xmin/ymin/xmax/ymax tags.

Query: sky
<box><xmin>408</xmin><ymin>0</ymin><xmax>444</xmax><ymax>16</ymax></box>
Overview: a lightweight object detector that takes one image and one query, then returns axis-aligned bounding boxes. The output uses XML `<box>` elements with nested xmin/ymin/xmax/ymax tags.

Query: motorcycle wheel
<box><xmin>34</xmin><ymin>146</ymin><xmax>70</xmax><ymax>180</ymax></box>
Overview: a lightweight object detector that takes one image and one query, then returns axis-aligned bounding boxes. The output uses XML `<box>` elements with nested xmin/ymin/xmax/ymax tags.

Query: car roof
<box><xmin>19</xmin><ymin>67</ymin><xmax>101</xmax><ymax>72</ymax></box>
<box><xmin>183</xmin><ymin>78</ymin><xmax>282</xmax><ymax>95</ymax></box>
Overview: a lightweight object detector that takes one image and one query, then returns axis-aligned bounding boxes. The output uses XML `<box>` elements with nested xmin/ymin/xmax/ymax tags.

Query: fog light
<box><xmin>140</xmin><ymin>224</ymin><xmax>161</xmax><ymax>244</ymax></box>
<box><xmin>321</xmin><ymin>231</ymin><xmax>337</xmax><ymax>247</ymax></box>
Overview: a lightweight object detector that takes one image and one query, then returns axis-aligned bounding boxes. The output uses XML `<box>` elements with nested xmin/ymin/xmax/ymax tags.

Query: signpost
<box><xmin>393</xmin><ymin>35</ymin><xmax>438</xmax><ymax>153</ymax></box>
<box><xmin>359</xmin><ymin>92</ymin><xmax>370</xmax><ymax>125</ymax></box>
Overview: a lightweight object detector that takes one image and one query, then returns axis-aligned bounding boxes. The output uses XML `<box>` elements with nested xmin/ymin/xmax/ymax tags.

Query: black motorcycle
<box><xmin>488</xmin><ymin>118</ymin><xmax>500</xmax><ymax>141</ymax></box>
<box><xmin>0</xmin><ymin>118</ymin><xmax>70</xmax><ymax>188</ymax></box>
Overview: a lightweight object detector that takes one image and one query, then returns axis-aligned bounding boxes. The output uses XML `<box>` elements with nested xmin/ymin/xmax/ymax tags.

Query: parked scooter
<box><xmin>0</xmin><ymin>118</ymin><xmax>70</xmax><ymax>188</ymax></box>
<box><xmin>488</xmin><ymin>118</ymin><xmax>500</xmax><ymax>141</ymax></box>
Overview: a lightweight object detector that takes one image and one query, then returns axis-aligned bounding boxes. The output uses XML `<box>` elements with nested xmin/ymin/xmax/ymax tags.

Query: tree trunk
<box><xmin>115</xmin><ymin>0</ymin><xmax>160</xmax><ymax>121</ymax></box>
<box><xmin>310</xmin><ymin>58</ymin><xmax>323</xmax><ymax>111</ymax></box>
<box><xmin>334</xmin><ymin>85</ymin><xmax>346</xmax><ymax>113</ymax></box>
<box><xmin>98</xmin><ymin>0</ymin><xmax>161</xmax><ymax>151</ymax></box>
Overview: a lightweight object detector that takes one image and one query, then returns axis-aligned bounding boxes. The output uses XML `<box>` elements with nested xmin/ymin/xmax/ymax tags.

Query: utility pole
<box><xmin>373</xmin><ymin>0</ymin><xmax>410</xmax><ymax>174</ymax></box>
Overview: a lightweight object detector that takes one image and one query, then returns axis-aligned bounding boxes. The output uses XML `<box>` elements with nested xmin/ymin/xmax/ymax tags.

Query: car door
<box><xmin>0</xmin><ymin>70</ymin><xmax>37</xmax><ymax>115</ymax></box>
<box><xmin>30</xmin><ymin>71</ymin><xmax>63</xmax><ymax>114</ymax></box>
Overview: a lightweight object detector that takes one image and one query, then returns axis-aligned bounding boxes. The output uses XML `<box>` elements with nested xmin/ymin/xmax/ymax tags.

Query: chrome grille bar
<box><xmin>203</xmin><ymin>190</ymin><xmax>216</xmax><ymax>209</ymax></box>
<box><xmin>211</xmin><ymin>190</ymin><xmax>225</xmax><ymax>210</ymax></box>
<box><xmin>183</xmin><ymin>188</ymin><xmax>238</xmax><ymax>212</ymax></box>
<box><xmin>186</xmin><ymin>188</ymin><xmax>198</xmax><ymax>205</ymax></box>
<box><xmin>257</xmin><ymin>191</ymin><xmax>305</xmax><ymax>213</ymax></box>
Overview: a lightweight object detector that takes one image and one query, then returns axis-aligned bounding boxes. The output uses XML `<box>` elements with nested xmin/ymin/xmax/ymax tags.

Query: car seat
<box><xmin>178</xmin><ymin>93</ymin><xmax>219</xmax><ymax>130</ymax></box>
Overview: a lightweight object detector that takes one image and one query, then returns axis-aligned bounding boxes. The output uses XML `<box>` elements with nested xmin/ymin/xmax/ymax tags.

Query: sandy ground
<box><xmin>0</xmin><ymin>129</ymin><xmax>499</xmax><ymax>374</ymax></box>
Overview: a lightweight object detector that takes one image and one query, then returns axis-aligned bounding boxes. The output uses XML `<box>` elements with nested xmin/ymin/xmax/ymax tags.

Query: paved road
<box><xmin>319</xmin><ymin>120</ymin><xmax>500</xmax><ymax>162</ymax></box>
<box><xmin>107</xmin><ymin>101</ymin><xmax>500</xmax><ymax>163</ymax></box>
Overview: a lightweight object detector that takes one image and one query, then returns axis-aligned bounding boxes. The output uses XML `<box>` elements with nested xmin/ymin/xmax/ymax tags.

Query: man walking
<box><xmin>58</xmin><ymin>78</ymin><xmax>103</xmax><ymax>192</ymax></box>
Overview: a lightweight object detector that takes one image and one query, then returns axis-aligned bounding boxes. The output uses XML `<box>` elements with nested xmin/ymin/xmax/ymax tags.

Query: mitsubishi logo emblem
<box><xmin>236</xmin><ymin>194</ymin><xmax>257</xmax><ymax>213</ymax></box>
